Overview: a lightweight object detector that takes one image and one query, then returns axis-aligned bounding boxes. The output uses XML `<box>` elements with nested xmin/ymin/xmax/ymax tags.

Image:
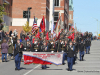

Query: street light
<box><xmin>27</xmin><ymin>7</ymin><xmax>32</xmax><ymax>23</ymax></box>
<box><xmin>91</xmin><ymin>17</ymin><xmax>99</xmax><ymax>38</ymax></box>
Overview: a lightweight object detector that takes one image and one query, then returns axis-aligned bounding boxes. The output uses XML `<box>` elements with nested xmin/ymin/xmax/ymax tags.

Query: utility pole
<box><xmin>27</xmin><ymin>7</ymin><xmax>32</xmax><ymax>23</ymax></box>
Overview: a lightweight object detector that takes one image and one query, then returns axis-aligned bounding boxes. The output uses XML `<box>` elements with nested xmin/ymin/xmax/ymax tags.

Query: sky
<box><xmin>73</xmin><ymin>0</ymin><xmax>100</xmax><ymax>35</ymax></box>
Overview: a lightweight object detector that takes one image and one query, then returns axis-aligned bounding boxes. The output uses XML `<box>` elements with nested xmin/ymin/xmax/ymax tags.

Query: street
<box><xmin>0</xmin><ymin>40</ymin><xmax>100</xmax><ymax>75</ymax></box>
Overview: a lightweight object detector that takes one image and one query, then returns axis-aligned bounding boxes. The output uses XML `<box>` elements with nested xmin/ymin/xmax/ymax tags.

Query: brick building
<box><xmin>1</xmin><ymin>0</ymin><xmax>69</xmax><ymax>37</ymax></box>
<box><xmin>69</xmin><ymin>0</ymin><xmax>74</xmax><ymax>26</ymax></box>
<box><xmin>54</xmin><ymin>0</ymin><xmax>69</xmax><ymax>29</ymax></box>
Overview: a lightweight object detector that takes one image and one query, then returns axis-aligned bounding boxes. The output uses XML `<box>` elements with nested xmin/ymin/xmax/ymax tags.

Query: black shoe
<box><xmin>2</xmin><ymin>61</ymin><xmax>4</xmax><ymax>62</ymax></box>
<box><xmin>70</xmin><ymin>70</ymin><xmax>73</xmax><ymax>71</ymax></box>
<box><xmin>46</xmin><ymin>66</ymin><xmax>50</xmax><ymax>68</ymax></box>
<box><xmin>42</xmin><ymin>67</ymin><xmax>46</xmax><ymax>69</ymax></box>
<box><xmin>15</xmin><ymin>68</ymin><xmax>17</xmax><ymax>70</ymax></box>
<box><xmin>5</xmin><ymin>61</ymin><xmax>8</xmax><ymax>62</ymax></box>
<box><xmin>73</xmin><ymin>61</ymin><xmax>75</xmax><ymax>64</ymax></box>
<box><xmin>79</xmin><ymin>60</ymin><xmax>81</xmax><ymax>61</ymax></box>
<box><xmin>62</xmin><ymin>63</ymin><xmax>66</xmax><ymax>65</ymax></box>
<box><xmin>67</xmin><ymin>68</ymin><xmax>70</xmax><ymax>71</ymax></box>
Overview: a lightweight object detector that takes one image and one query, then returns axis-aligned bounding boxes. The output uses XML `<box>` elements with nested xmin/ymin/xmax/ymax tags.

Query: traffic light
<box><xmin>23</xmin><ymin>11</ymin><xmax>30</xmax><ymax>18</ymax></box>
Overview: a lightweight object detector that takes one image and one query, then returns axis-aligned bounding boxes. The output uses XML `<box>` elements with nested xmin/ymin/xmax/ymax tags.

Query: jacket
<box><xmin>1</xmin><ymin>43</ymin><xmax>9</xmax><ymax>53</ymax></box>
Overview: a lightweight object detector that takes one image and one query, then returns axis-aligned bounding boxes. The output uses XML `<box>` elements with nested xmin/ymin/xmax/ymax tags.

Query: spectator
<box><xmin>9</xmin><ymin>29</ymin><xmax>12</xmax><ymax>37</ymax></box>
<box><xmin>1</xmin><ymin>39</ymin><xmax>9</xmax><ymax>62</ymax></box>
<box><xmin>8</xmin><ymin>38</ymin><xmax>13</xmax><ymax>60</ymax></box>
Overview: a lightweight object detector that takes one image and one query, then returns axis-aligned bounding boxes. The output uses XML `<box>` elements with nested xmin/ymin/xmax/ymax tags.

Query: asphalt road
<box><xmin>0</xmin><ymin>40</ymin><xmax>100</xmax><ymax>75</ymax></box>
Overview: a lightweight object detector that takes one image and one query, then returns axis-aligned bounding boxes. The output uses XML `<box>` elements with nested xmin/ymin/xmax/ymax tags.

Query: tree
<box><xmin>0</xmin><ymin>3</ymin><xmax>9</xmax><ymax>30</ymax></box>
<box><xmin>23</xmin><ymin>21</ymin><xmax>31</xmax><ymax>33</ymax></box>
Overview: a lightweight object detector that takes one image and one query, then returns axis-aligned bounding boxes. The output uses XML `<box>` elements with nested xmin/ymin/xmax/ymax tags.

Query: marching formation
<box><xmin>14</xmin><ymin>30</ymin><xmax>92</xmax><ymax>71</ymax></box>
<box><xmin>0</xmin><ymin>29</ymin><xmax>92</xmax><ymax>71</ymax></box>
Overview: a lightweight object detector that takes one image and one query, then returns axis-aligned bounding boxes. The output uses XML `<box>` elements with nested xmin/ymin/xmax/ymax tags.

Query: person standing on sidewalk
<box><xmin>1</xmin><ymin>39</ymin><xmax>9</xmax><ymax>62</ymax></box>
<box><xmin>8</xmin><ymin>38</ymin><xmax>13</xmax><ymax>60</ymax></box>
<box><xmin>14</xmin><ymin>39</ymin><xmax>24</xmax><ymax>70</ymax></box>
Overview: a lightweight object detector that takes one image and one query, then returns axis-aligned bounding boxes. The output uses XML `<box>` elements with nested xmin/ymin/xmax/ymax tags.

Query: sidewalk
<box><xmin>0</xmin><ymin>57</ymin><xmax>2</xmax><ymax>63</ymax></box>
<box><xmin>0</xmin><ymin>49</ymin><xmax>1</xmax><ymax>63</ymax></box>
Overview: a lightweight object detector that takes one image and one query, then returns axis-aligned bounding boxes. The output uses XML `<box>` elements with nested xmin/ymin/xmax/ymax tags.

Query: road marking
<box><xmin>74</xmin><ymin>66</ymin><xmax>100</xmax><ymax>67</ymax></box>
<box><xmin>23</xmin><ymin>64</ymin><xmax>41</xmax><ymax>75</ymax></box>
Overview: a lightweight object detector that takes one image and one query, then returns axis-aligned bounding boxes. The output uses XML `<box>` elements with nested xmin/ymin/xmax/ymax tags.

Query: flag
<box><xmin>32</xmin><ymin>16</ymin><xmax>38</xmax><ymax>34</ymax></box>
<box><xmin>68</xmin><ymin>33</ymin><xmax>75</xmax><ymax>41</ymax></box>
<box><xmin>54</xmin><ymin>16</ymin><xmax>62</xmax><ymax>37</ymax></box>
<box><xmin>51</xmin><ymin>16</ymin><xmax>54</xmax><ymax>34</ymax></box>
<box><xmin>69</xmin><ymin>26</ymin><xmax>74</xmax><ymax>32</ymax></box>
<box><xmin>35</xmin><ymin>32</ymin><xmax>40</xmax><ymax>39</ymax></box>
<box><xmin>46</xmin><ymin>32</ymin><xmax>49</xmax><ymax>40</ymax></box>
<box><xmin>40</xmin><ymin>16</ymin><xmax>45</xmax><ymax>32</ymax></box>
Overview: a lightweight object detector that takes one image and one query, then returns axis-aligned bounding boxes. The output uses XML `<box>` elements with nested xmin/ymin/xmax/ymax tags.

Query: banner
<box><xmin>23</xmin><ymin>52</ymin><xmax>63</xmax><ymax>65</ymax></box>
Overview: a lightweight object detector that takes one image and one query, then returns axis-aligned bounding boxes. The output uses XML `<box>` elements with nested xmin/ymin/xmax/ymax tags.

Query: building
<box><xmin>69</xmin><ymin>0</ymin><xmax>74</xmax><ymax>26</ymax></box>
<box><xmin>11</xmin><ymin>0</ymin><xmax>50</xmax><ymax>30</ymax></box>
<box><xmin>1</xmin><ymin>0</ymin><xmax>50</xmax><ymax>37</ymax></box>
<box><xmin>1</xmin><ymin>0</ymin><xmax>69</xmax><ymax>37</ymax></box>
<box><xmin>0</xmin><ymin>0</ymin><xmax>12</xmax><ymax>26</ymax></box>
<box><xmin>54</xmin><ymin>0</ymin><xmax>69</xmax><ymax>29</ymax></box>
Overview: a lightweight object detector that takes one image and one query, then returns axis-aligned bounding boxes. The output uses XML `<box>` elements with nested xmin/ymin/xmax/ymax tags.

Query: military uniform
<box><xmin>31</xmin><ymin>39</ymin><xmax>40</xmax><ymax>52</ymax></box>
<box><xmin>49</xmin><ymin>40</ymin><xmax>55</xmax><ymax>53</ymax></box>
<box><xmin>26</xmin><ymin>42</ymin><xmax>31</xmax><ymax>51</ymax></box>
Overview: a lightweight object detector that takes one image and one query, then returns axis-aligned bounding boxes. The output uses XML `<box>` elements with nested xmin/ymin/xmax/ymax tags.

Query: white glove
<box><xmin>24</xmin><ymin>48</ymin><xmax>26</xmax><ymax>50</ymax></box>
<box><xmin>35</xmin><ymin>49</ymin><xmax>38</xmax><ymax>52</ymax></box>
<box><xmin>51</xmin><ymin>51</ymin><xmax>54</xmax><ymax>53</ymax></box>
<box><xmin>51</xmin><ymin>42</ymin><xmax>53</xmax><ymax>44</ymax></box>
<box><xmin>62</xmin><ymin>51</ymin><xmax>64</xmax><ymax>53</ymax></box>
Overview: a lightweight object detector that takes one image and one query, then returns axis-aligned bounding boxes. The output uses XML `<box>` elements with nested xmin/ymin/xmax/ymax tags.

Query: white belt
<box><xmin>51</xmin><ymin>51</ymin><xmax>54</xmax><ymax>53</ymax></box>
<box><xmin>62</xmin><ymin>51</ymin><xmax>64</xmax><ymax>53</ymax></box>
<box><xmin>35</xmin><ymin>49</ymin><xmax>38</xmax><ymax>52</ymax></box>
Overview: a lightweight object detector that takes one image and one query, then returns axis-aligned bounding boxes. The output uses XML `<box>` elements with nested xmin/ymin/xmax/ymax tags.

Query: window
<box><xmin>54</xmin><ymin>12</ymin><xmax>59</xmax><ymax>21</ymax></box>
<box><xmin>23</xmin><ymin>11</ymin><xmax>30</xmax><ymax>18</ymax></box>
<box><xmin>69</xmin><ymin>14</ymin><xmax>71</xmax><ymax>19</ymax></box>
<box><xmin>11</xmin><ymin>0</ymin><xmax>12</xmax><ymax>6</ymax></box>
<box><xmin>54</xmin><ymin>0</ymin><xmax>59</xmax><ymax>6</ymax></box>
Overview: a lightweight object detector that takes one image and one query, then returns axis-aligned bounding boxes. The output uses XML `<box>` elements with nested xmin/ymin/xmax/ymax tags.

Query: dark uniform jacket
<box><xmin>49</xmin><ymin>43</ymin><xmax>56</xmax><ymax>52</ymax></box>
<box><xmin>66</xmin><ymin>45</ymin><xmax>75</xmax><ymax>57</ymax></box>
<box><xmin>14</xmin><ymin>43</ymin><xmax>24</xmax><ymax>57</ymax></box>
<box><xmin>79</xmin><ymin>42</ymin><xmax>85</xmax><ymax>51</ymax></box>
<box><xmin>47</xmin><ymin>42</ymin><xmax>51</xmax><ymax>52</ymax></box>
<box><xmin>73</xmin><ymin>43</ymin><xmax>78</xmax><ymax>53</ymax></box>
<box><xmin>58</xmin><ymin>42</ymin><xmax>65</xmax><ymax>52</ymax></box>
<box><xmin>85</xmin><ymin>39</ymin><xmax>91</xmax><ymax>47</ymax></box>
<box><xmin>26</xmin><ymin>43</ymin><xmax>31</xmax><ymax>51</ymax></box>
<box><xmin>31</xmin><ymin>43</ymin><xmax>40</xmax><ymax>52</ymax></box>
<box><xmin>41</xmin><ymin>45</ymin><xmax>47</xmax><ymax>52</ymax></box>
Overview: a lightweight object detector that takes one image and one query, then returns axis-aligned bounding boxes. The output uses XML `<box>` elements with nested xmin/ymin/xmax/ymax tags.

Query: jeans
<box><xmin>15</xmin><ymin>53</ymin><xmax>22</xmax><ymax>69</ymax></box>
<box><xmin>62</xmin><ymin>53</ymin><xmax>67</xmax><ymax>63</ymax></box>
<box><xmin>86</xmin><ymin>46</ymin><xmax>90</xmax><ymax>54</ymax></box>
<box><xmin>67</xmin><ymin>57</ymin><xmax>74</xmax><ymax>70</ymax></box>
<box><xmin>42</xmin><ymin>65</ymin><xmax>47</xmax><ymax>69</ymax></box>
<box><xmin>2</xmin><ymin>53</ymin><xmax>7</xmax><ymax>61</ymax></box>
<box><xmin>79</xmin><ymin>51</ymin><xmax>84</xmax><ymax>60</ymax></box>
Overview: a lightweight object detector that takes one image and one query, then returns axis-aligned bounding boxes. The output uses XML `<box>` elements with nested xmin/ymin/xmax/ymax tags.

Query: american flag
<box><xmin>32</xmin><ymin>16</ymin><xmax>38</xmax><ymax>34</ymax></box>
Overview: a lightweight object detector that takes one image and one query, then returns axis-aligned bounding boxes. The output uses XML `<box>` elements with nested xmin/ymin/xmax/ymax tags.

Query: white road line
<box><xmin>74</xmin><ymin>66</ymin><xmax>100</xmax><ymax>67</ymax></box>
<box><xmin>23</xmin><ymin>64</ymin><xmax>41</xmax><ymax>75</ymax></box>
